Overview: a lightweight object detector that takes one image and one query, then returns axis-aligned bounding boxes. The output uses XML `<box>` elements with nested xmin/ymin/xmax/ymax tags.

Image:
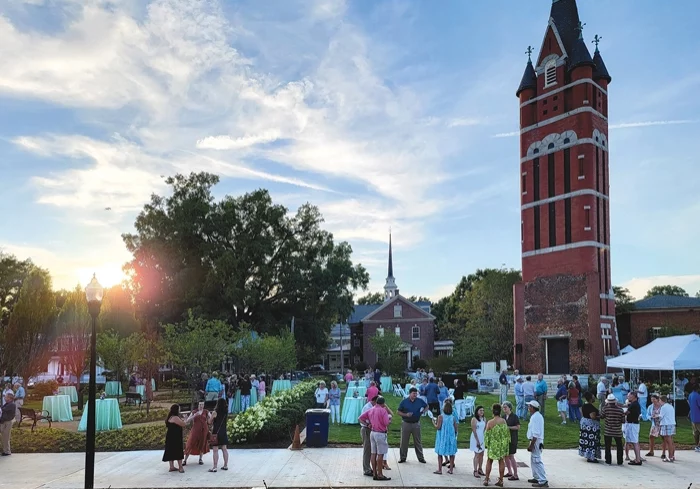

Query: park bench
<box><xmin>124</xmin><ymin>392</ymin><xmax>150</xmax><ymax>411</ymax></box>
<box><xmin>18</xmin><ymin>407</ymin><xmax>52</xmax><ymax>432</ymax></box>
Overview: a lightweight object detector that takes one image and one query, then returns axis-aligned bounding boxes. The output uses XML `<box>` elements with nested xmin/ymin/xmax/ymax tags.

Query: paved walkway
<box><xmin>3</xmin><ymin>448</ymin><xmax>697</xmax><ymax>489</ymax></box>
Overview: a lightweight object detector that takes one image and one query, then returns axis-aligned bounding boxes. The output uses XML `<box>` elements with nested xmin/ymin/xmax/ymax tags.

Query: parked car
<box><xmin>467</xmin><ymin>369</ymin><xmax>482</xmax><ymax>379</ymax></box>
<box><xmin>305</xmin><ymin>364</ymin><xmax>325</xmax><ymax>372</ymax></box>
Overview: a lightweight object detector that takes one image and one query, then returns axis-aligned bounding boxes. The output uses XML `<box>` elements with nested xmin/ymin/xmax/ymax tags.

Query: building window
<box><xmin>648</xmin><ymin>327</ymin><xmax>663</xmax><ymax>341</ymax></box>
<box><xmin>534</xmin><ymin>206</ymin><xmax>541</xmax><ymax>250</ymax></box>
<box><xmin>521</xmin><ymin>172</ymin><xmax>527</xmax><ymax>194</ymax></box>
<box><xmin>578</xmin><ymin>156</ymin><xmax>585</xmax><ymax>179</ymax></box>
<box><xmin>549</xmin><ymin>202</ymin><xmax>556</xmax><ymax>247</ymax></box>
<box><xmin>393</xmin><ymin>304</ymin><xmax>402</xmax><ymax>318</ymax></box>
<box><xmin>547</xmin><ymin>153</ymin><xmax>555</xmax><ymax>197</ymax></box>
<box><xmin>584</xmin><ymin>206</ymin><xmax>591</xmax><ymax>230</ymax></box>
<box><xmin>563</xmin><ymin>148</ymin><xmax>570</xmax><ymax>193</ymax></box>
<box><xmin>395</xmin><ymin>326</ymin><xmax>401</xmax><ymax>336</ymax></box>
<box><xmin>412</xmin><ymin>326</ymin><xmax>420</xmax><ymax>340</ymax></box>
<box><xmin>565</xmin><ymin>198</ymin><xmax>572</xmax><ymax>244</ymax></box>
<box><xmin>376</xmin><ymin>327</ymin><xmax>384</xmax><ymax>337</ymax></box>
<box><xmin>353</xmin><ymin>338</ymin><xmax>360</xmax><ymax>347</ymax></box>
<box><xmin>521</xmin><ymin>220</ymin><xmax>524</xmax><ymax>243</ymax></box>
<box><xmin>545</xmin><ymin>60</ymin><xmax>557</xmax><ymax>87</ymax></box>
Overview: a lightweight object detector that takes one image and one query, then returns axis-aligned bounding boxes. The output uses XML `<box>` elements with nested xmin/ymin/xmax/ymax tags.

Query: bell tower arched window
<box><xmin>544</xmin><ymin>60</ymin><xmax>557</xmax><ymax>88</ymax></box>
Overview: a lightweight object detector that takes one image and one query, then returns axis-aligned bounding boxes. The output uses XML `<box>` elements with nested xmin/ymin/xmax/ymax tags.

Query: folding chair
<box><xmin>464</xmin><ymin>396</ymin><xmax>476</xmax><ymax>417</ymax></box>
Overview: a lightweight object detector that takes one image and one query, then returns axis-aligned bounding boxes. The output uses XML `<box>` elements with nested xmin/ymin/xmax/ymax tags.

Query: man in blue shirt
<box><xmin>205</xmin><ymin>373</ymin><xmax>222</xmax><ymax>402</ymax></box>
<box><xmin>535</xmin><ymin>373</ymin><xmax>548</xmax><ymax>416</ymax></box>
<box><xmin>424</xmin><ymin>378</ymin><xmax>440</xmax><ymax>416</ymax></box>
<box><xmin>689</xmin><ymin>383</ymin><xmax>700</xmax><ymax>452</ymax></box>
<box><xmin>397</xmin><ymin>387</ymin><xmax>427</xmax><ymax>463</ymax></box>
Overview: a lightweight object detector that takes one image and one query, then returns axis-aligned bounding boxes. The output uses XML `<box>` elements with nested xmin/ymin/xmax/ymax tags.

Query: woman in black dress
<box><xmin>163</xmin><ymin>404</ymin><xmax>186</xmax><ymax>473</ymax></box>
<box><xmin>502</xmin><ymin>401</ymin><xmax>520</xmax><ymax>481</ymax></box>
<box><xmin>578</xmin><ymin>392</ymin><xmax>601</xmax><ymax>463</ymax></box>
<box><xmin>209</xmin><ymin>398</ymin><xmax>229</xmax><ymax>472</ymax></box>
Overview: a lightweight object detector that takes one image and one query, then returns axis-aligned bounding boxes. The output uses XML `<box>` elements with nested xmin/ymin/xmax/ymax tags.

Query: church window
<box><xmin>393</xmin><ymin>304</ymin><xmax>402</xmax><ymax>318</ymax></box>
<box><xmin>395</xmin><ymin>326</ymin><xmax>401</xmax><ymax>336</ymax></box>
<box><xmin>548</xmin><ymin>142</ymin><xmax>554</xmax><ymax>150</ymax></box>
<box><xmin>376</xmin><ymin>327</ymin><xmax>384</xmax><ymax>337</ymax></box>
<box><xmin>533</xmin><ymin>148</ymin><xmax>539</xmax><ymax>154</ymax></box>
<box><xmin>412</xmin><ymin>326</ymin><xmax>420</xmax><ymax>340</ymax></box>
<box><xmin>578</xmin><ymin>158</ymin><xmax>585</xmax><ymax>178</ymax></box>
<box><xmin>521</xmin><ymin>173</ymin><xmax>527</xmax><ymax>194</ymax></box>
<box><xmin>565</xmin><ymin>198</ymin><xmax>572</xmax><ymax>244</ymax></box>
<box><xmin>548</xmin><ymin>203</ymin><xmax>556</xmax><ymax>247</ymax></box>
<box><xmin>534</xmin><ymin>206</ymin><xmax>541</xmax><ymax>250</ymax></box>
<box><xmin>563</xmin><ymin>137</ymin><xmax>570</xmax><ymax>144</ymax></box>
<box><xmin>544</xmin><ymin>60</ymin><xmax>557</xmax><ymax>87</ymax></box>
<box><xmin>584</xmin><ymin>206</ymin><xmax>591</xmax><ymax>230</ymax></box>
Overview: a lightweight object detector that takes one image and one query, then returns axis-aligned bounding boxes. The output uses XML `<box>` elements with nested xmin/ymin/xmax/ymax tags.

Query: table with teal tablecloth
<box><xmin>151</xmin><ymin>378</ymin><xmax>156</xmax><ymax>391</ymax></box>
<box><xmin>135</xmin><ymin>385</ymin><xmax>146</xmax><ymax>397</ymax></box>
<box><xmin>58</xmin><ymin>386</ymin><xmax>78</xmax><ymax>403</ymax></box>
<box><xmin>272</xmin><ymin>380</ymin><xmax>292</xmax><ymax>394</ymax></box>
<box><xmin>78</xmin><ymin>398</ymin><xmax>122</xmax><ymax>432</ymax></box>
<box><xmin>105</xmin><ymin>381</ymin><xmax>122</xmax><ymax>396</ymax></box>
<box><xmin>380</xmin><ymin>376</ymin><xmax>393</xmax><ymax>393</ymax></box>
<box><xmin>345</xmin><ymin>386</ymin><xmax>367</xmax><ymax>399</ymax></box>
<box><xmin>42</xmin><ymin>395</ymin><xmax>73</xmax><ymax>422</ymax></box>
<box><xmin>340</xmin><ymin>397</ymin><xmax>365</xmax><ymax>424</ymax></box>
<box><xmin>228</xmin><ymin>389</ymin><xmax>258</xmax><ymax>414</ymax></box>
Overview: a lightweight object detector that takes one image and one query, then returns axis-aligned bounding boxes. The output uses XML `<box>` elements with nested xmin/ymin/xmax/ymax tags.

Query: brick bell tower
<box><xmin>513</xmin><ymin>0</ymin><xmax>617</xmax><ymax>375</ymax></box>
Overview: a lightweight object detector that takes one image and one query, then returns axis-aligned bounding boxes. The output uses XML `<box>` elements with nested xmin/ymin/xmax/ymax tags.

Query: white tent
<box><xmin>607</xmin><ymin>335</ymin><xmax>700</xmax><ymax>394</ymax></box>
<box><xmin>619</xmin><ymin>345</ymin><xmax>636</xmax><ymax>355</ymax></box>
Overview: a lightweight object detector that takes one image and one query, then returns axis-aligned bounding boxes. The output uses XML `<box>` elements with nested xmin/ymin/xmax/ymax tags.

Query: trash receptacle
<box><xmin>305</xmin><ymin>408</ymin><xmax>330</xmax><ymax>447</ymax></box>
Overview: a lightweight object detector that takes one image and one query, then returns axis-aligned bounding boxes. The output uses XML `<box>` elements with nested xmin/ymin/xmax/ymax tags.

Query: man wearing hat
<box><xmin>514</xmin><ymin>376</ymin><xmax>525</xmax><ymax>419</ymax></box>
<box><xmin>600</xmin><ymin>394</ymin><xmax>625</xmax><ymax>465</ymax></box>
<box><xmin>396</xmin><ymin>387</ymin><xmax>428</xmax><ymax>464</ymax></box>
<box><xmin>526</xmin><ymin>400</ymin><xmax>547</xmax><ymax>488</ymax></box>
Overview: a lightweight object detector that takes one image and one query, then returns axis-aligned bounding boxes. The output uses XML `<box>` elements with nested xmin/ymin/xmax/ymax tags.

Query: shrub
<box><xmin>412</xmin><ymin>358</ymin><xmax>428</xmax><ymax>370</ymax></box>
<box><xmin>353</xmin><ymin>361</ymin><xmax>368</xmax><ymax>372</ymax></box>
<box><xmin>10</xmin><ymin>425</ymin><xmax>166</xmax><ymax>453</ymax></box>
<box><xmin>30</xmin><ymin>381</ymin><xmax>59</xmax><ymax>399</ymax></box>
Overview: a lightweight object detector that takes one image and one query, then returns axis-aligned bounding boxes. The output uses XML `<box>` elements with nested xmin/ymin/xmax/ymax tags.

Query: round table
<box><xmin>151</xmin><ymin>378</ymin><xmax>156</xmax><ymax>391</ymax></box>
<box><xmin>58</xmin><ymin>386</ymin><xmax>78</xmax><ymax>403</ymax></box>
<box><xmin>340</xmin><ymin>397</ymin><xmax>365</xmax><ymax>424</ymax></box>
<box><xmin>78</xmin><ymin>398</ymin><xmax>122</xmax><ymax>432</ymax></box>
<box><xmin>228</xmin><ymin>389</ymin><xmax>258</xmax><ymax>413</ymax></box>
<box><xmin>380</xmin><ymin>376</ymin><xmax>393</xmax><ymax>393</ymax></box>
<box><xmin>272</xmin><ymin>380</ymin><xmax>292</xmax><ymax>395</ymax></box>
<box><xmin>135</xmin><ymin>385</ymin><xmax>146</xmax><ymax>397</ymax></box>
<box><xmin>42</xmin><ymin>395</ymin><xmax>73</xmax><ymax>422</ymax></box>
<box><xmin>345</xmin><ymin>386</ymin><xmax>367</xmax><ymax>399</ymax></box>
<box><xmin>105</xmin><ymin>381</ymin><xmax>122</xmax><ymax>396</ymax></box>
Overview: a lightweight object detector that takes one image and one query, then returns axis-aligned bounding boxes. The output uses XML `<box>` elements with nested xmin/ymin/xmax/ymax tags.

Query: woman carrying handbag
<box><xmin>208</xmin><ymin>399</ymin><xmax>229</xmax><ymax>472</ymax></box>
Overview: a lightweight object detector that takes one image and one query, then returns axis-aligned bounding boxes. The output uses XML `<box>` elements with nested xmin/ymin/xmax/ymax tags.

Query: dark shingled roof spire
<box><xmin>592</xmin><ymin>35</ymin><xmax>612</xmax><ymax>83</ymax></box>
<box><xmin>516</xmin><ymin>46</ymin><xmax>537</xmax><ymax>97</ymax></box>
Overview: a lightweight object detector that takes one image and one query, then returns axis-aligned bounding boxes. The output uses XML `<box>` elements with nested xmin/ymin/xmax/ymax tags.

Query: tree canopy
<box><xmin>0</xmin><ymin>252</ymin><xmax>33</xmax><ymax>328</ymax></box>
<box><xmin>613</xmin><ymin>286</ymin><xmax>635</xmax><ymax>314</ymax></box>
<box><xmin>368</xmin><ymin>331</ymin><xmax>406</xmax><ymax>376</ymax></box>
<box><xmin>56</xmin><ymin>285</ymin><xmax>92</xmax><ymax>385</ymax></box>
<box><xmin>644</xmin><ymin>285</ymin><xmax>689</xmax><ymax>298</ymax></box>
<box><xmin>356</xmin><ymin>292</ymin><xmax>384</xmax><ymax>305</ymax></box>
<box><xmin>122</xmin><ymin>172</ymin><xmax>368</xmax><ymax>358</ymax></box>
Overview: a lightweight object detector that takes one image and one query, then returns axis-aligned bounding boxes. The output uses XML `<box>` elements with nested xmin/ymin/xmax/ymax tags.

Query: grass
<box><xmin>328</xmin><ymin>394</ymin><xmax>697</xmax><ymax>449</ymax></box>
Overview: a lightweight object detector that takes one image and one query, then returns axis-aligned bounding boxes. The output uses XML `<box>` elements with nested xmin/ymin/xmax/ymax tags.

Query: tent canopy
<box><xmin>620</xmin><ymin>345</ymin><xmax>636</xmax><ymax>354</ymax></box>
<box><xmin>607</xmin><ymin>334</ymin><xmax>700</xmax><ymax>371</ymax></box>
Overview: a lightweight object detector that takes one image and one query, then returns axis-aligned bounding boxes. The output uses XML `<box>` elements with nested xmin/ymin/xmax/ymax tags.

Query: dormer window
<box><xmin>544</xmin><ymin>60</ymin><xmax>557</xmax><ymax>88</ymax></box>
<box><xmin>394</xmin><ymin>305</ymin><xmax>402</xmax><ymax>318</ymax></box>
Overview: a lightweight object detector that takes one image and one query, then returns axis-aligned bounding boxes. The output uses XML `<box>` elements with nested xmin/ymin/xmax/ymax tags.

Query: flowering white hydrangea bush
<box><xmin>227</xmin><ymin>380</ymin><xmax>315</xmax><ymax>443</ymax></box>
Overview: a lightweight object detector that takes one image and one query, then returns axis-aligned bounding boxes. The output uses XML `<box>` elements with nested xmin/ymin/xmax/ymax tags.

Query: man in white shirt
<box><xmin>597</xmin><ymin>377</ymin><xmax>608</xmax><ymax>406</ymax></box>
<box><xmin>359</xmin><ymin>396</ymin><xmax>378</xmax><ymax>476</ymax></box>
<box><xmin>526</xmin><ymin>400</ymin><xmax>548</xmax><ymax>488</ymax></box>
<box><xmin>637</xmin><ymin>380</ymin><xmax>648</xmax><ymax>421</ymax></box>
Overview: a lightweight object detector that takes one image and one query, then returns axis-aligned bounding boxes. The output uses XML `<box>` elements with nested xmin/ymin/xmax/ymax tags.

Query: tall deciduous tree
<box><xmin>96</xmin><ymin>330</ymin><xmax>130</xmax><ymax>382</ymax></box>
<box><xmin>99</xmin><ymin>285</ymin><xmax>139</xmax><ymax>336</ymax></box>
<box><xmin>644</xmin><ymin>285</ymin><xmax>689</xmax><ymax>298</ymax></box>
<box><xmin>56</xmin><ymin>285</ymin><xmax>92</xmax><ymax>386</ymax></box>
<box><xmin>0</xmin><ymin>252</ymin><xmax>33</xmax><ymax>328</ymax></box>
<box><xmin>612</xmin><ymin>286</ymin><xmax>635</xmax><ymax>314</ymax></box>
<box><xmin>368</xmin><ymin>331</ymin><xmax>406</xmax><ymax>376</ymax></box>
<box><xmin>123</xmin><ymin>172</ymin><xmax>369</xmax><ymax>357</ymax></box>
<box><xmin>5</xmin><ymin>267</ymin><xmax>57</xmax><ymax>380</ymax></box>
<box><xmin>356</xmin><ymin>292</ymin><xmax>384</xmax><ymax>305</ymax></box>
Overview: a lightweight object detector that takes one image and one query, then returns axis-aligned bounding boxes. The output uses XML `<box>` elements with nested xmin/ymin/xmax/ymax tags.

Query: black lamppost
<box><xmin>84</xmin><ymin>274</ymin><xmax>104</xmax><ymax>489</ymax></box>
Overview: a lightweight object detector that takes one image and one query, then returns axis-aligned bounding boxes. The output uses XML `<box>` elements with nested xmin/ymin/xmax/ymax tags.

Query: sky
<box><xmin>1</xmin><ymin>0</ymin><xmax>699</xmax><ymax>302</ymax></box>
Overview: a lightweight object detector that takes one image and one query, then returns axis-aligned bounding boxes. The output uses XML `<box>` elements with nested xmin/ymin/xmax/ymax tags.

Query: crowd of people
<box><xmin>194</xmin><ymin>371</ymin><xmax>268</xmax><ymax>413</ymax></box>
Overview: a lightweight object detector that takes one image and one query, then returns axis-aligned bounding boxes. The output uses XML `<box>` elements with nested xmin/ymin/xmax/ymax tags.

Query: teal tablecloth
<box><xmin>272</xmin><ymin>380</ymin><xmax>292</xmax><ymax>394</ymax></box>
<box><xmin>78</xmin><ymin>399</ymin><xmax>122</xmax><ymax>432</ymax></box>
<box><xmin>380</xmin><ymin>376</ymin><xmax>393</xmax><ymax>393</ymax></box>
<box><xmin>228</xmin><ymin>389</ymin><xmax>258</xmax><ymax>413</ymax></box>
<box><xmin>43</xmin><ymin>395</ymin><xmax>73</xmax><ymax>422</ymax></box>
<box><xmin>135</xmin><ymin>385</ymin><xmax>146</xmax><ymax>397</ymax></box>
<box><xmin>58</xmin><ymin>386</ymin><xmax>78</xmax><ymax>403</ymax></box>
<box><xmin>105</xmin><ymin>381</ymin><xmax>122</xmax><ymax>396</ymax></box>
<box><xmin>340</xmin><ymin>397</ymin><xmax>365</xmax><ymax>424</ymax></box>
<box><xmin>151</xmin><ymin>378</ymin><xmax>156</xmax><ymax>391</ymax></box>
<box><xmin>345</xmin><ymin>386</ymin><xmax>367</xmax><ymax>399</ymax></box>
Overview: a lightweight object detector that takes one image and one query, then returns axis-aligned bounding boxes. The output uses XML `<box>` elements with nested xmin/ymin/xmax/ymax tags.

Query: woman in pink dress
<box><xmin>183</xmin><ymin>402</ymin><xmax>210</xmax><ymax>465</ymax></box>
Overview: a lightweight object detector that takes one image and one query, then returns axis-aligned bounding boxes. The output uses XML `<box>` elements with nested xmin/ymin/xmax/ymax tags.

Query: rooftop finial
<box><xmin>525</xmin><ymin>45</ymin><xmax>534</xmax><ymax>62</ymax></box>
<box><xmin>592</xmin><ymin>34</ymin><xmax>602</xmax><ymax>53</ymax></box>
<box><xmin>575</xmin><ymin>21</ymin><xmax>586</xmax><ymax>40</ymax></box>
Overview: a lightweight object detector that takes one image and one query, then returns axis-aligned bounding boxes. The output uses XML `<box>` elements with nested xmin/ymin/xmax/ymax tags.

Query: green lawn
<box><xmin>328</xmin><ymin>394</ymin><xmax>697</xmax><ymax>449</ymax></box>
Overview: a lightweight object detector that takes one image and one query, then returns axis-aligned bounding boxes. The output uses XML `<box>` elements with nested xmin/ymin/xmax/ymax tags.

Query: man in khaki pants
<box><xmin>0</xmin><ymin>391</ymin><xmax>17</xmax><ymax>456</ymax></box>
<box><xmin>396</xmin><ymin>387</ymin><xmax>427</xmax><ymax>463</ymax></box>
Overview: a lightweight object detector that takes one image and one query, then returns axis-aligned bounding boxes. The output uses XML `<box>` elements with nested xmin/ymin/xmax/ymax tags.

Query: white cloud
<box><xmin>609</xmin><ymin>120</ymin><xmax>698</xmax><ymax>129</ymax></box>
<box><xmin>447</xmin><ymin>117</ymin><xmax>484</xmax><ymax>128</ymax></box>
<box><xmin>492</xmin><ymin>131</ymin><xmax>519</xmax><ymax>138</ymax></box>
<box><xmin>621</xmin><ymin>275</ymin><xmax>700</xmax><ymax>301</ymax></box>
<box><xmin>196</xmin><ymin>130</ymin><xmax>281</xmax><ymax>150</ymax></box>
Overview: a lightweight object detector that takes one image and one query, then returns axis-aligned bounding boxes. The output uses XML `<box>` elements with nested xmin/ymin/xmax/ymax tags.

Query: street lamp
<box><xmin>84</xmin><ymin>274</ymin><xmax>104</xmax><ymax>489</ymax></box>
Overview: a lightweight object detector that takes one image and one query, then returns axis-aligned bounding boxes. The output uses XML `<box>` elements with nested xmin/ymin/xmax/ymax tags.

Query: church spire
<box><xmin>384</xmin><ymin>232</ymin><xmax>398</xmax><ymax>302</ymax></box>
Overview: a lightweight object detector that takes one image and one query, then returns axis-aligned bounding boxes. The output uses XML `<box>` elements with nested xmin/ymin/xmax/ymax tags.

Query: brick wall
<box><xmin>362</xmin><ymin>319</ymin><xmax>435</xmax><ymax>366</ymax></box>
<box><xmin>626</xmin><ymin>310</ymin><xmax>700</xmax><ymax>348</ymax></box>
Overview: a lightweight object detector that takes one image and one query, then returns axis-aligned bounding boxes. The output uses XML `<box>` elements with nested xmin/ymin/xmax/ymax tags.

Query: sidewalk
<box><xmin>2</xmin><ymin>448</ymin><xmax>696</xmax><ymax>489</ymax></box>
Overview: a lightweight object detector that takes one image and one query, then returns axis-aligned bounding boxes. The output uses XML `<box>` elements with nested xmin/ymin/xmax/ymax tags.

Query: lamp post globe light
<box><xmin>84</xmin><ymin>274</ymin><xmax>104</xmax><ymax>489</ymax></box>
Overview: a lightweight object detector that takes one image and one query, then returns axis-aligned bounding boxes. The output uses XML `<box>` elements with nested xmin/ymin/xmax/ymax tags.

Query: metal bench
<box><xmin>18</xmin><ymin>407</ymin><xmax>52</xmax><ymax>432</ymax></box>
<box><xmin>124</xmin><ymin>392</ymin><xmax>147</xmax><ymax>410</ymax></box>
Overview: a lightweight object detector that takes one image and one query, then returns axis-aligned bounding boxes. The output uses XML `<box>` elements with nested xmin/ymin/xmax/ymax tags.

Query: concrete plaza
<box><xmin>3</xmin><ymin>448</ymin><xmax>697</xmax><ymax>489</ymax></box>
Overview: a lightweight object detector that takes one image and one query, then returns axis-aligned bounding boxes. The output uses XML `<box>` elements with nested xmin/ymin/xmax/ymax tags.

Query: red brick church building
<box><xmin>513</xmin><ymin>0</ymin><xmax>618</xmax><ymax>374</ymax></box>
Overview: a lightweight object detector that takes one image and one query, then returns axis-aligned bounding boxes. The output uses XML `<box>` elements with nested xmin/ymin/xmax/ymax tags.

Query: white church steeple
<box><xmin>383</xmin><ymin>232</ymin><xmax>398</xmax><ymax>302</ymax></box>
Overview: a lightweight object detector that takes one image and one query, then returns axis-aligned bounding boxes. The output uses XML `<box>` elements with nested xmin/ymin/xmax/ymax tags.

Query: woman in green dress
<box><xmin>482</xmin><ymin>403</ymin><xmax>509</xmax><ymax>487</ymax></box>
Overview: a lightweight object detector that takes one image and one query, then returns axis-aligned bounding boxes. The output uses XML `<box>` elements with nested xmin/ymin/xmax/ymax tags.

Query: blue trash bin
<box><xmin>305</xmin><ymin>408</ymin><xmax>330</xmax><ymax>447</ymax></box>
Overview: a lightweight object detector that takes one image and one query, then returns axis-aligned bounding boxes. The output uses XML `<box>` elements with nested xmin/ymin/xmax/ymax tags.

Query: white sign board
<box><xmin>481</xmin><ymin>362</ymin><xmax>497</xmax><ymax>375</ymax></box>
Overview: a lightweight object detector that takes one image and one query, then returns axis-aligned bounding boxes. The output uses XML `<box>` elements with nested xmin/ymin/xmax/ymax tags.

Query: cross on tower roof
<box><xmin>525</xmin><ymin>45</ymin><xmax>534</xmax><ymax>62</ymax></box>
<box><xmin>592</xmin><ymin>34</ymin><xmax>602</xmax><ymax>52</ymax></box>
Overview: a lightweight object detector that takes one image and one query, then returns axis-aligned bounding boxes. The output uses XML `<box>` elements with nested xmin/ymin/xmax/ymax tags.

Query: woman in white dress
<box><xmin>470</xmin><ymin>406</ymin><xmax>486</xmax><ymax>479</ymax></box>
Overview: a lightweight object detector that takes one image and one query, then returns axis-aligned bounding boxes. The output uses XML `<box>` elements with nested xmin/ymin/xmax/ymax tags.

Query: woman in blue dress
<box><xmin>612</xmin><ymin>377</ymin><xmax>625</xmax><ymax>404</ymax></box>
<box><xmin>433</xmin><ymin>399</ymin><xmax>458</xmax><ymax>474</ymax></box>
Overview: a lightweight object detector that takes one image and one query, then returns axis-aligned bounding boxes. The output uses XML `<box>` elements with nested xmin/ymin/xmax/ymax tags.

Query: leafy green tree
<box><xmin>96</xmin><ymin>330</ymin><xmax>130</xmax><ymax>382</ymax></box>
<box><xmin>368</xmin><ymin>331</ymin><xmax>406</xmax><ymax>376</ymax></box>
<box><xmin>406</xmin><ymin>295</ymin><xmax>431</xmax><ymax>303</ymax></box>
<box><xmin>98</xmin><ymin>285</ymin><xmax>139</xmax><ymax>336</ymax></box>
<box><xmin>5</xmin><ymin>267</ymin><xmax>58</xmax><ymax>380</ymax></box>
<box><xmin>613</xmin><ymin>286</ymin><xmax>635</xmax><ymax>314</ymax></box>
<box><xmin>0</xmin><ymin>252</ymin><xmax>33</xmax><ymax>328</ymax></box>
<box><xmin>696</xmin><ymin>290</ymin><xmax>700</xmax><ymax>299</ymax></box>
<box><xmin>163</xmin><ymin>312</ymin><xmax>235</xmax><ymax>402</ymax></box>
<box><xmin>259</xmin><ymin>331</ymin><xmax>297</xmax><ymax>376</ymax></box>
<box><xmin>644</xmin><ymin>285</ymin><xmax>689</xmax><ymax>298</ymax></box>
<box><xmin>127</xmin><ymin>332</ymin><xmax>165</xmax><ymax>409</ymax></box>
<box><xmin>56</xmin><ymin>285</ymin><xmax>92</xmax><ymax>387</ymax></box>
<box><xmin>123</xmin><ymin>172</ymin><xmax>369</xmax><ymax>358</ymax></box>
<box><xmin>356</xmin><ymin>292</ymin><xmax>384</xmax><ymax>305</ymax></box>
